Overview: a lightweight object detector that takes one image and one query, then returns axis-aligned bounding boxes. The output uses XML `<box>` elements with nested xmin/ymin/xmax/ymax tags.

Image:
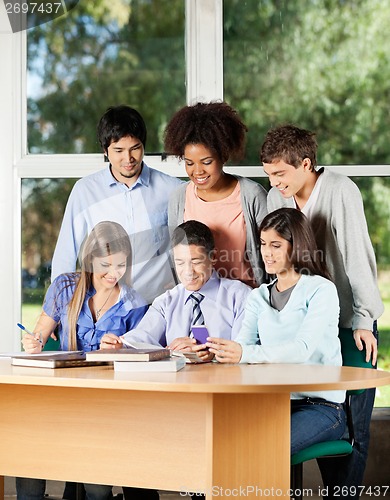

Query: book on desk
<box><xmin>11</xmin><ymin>351</ymin><xmax>111</xmax><ymax>369</ymax></box>
<box><xmin>114</xmin><ymin>355</ymin><xmax>186</xmax><ymax>372</ymax></box>
<box><xmin>85</xmin><ymin>347</ymin><xmax>170</xmax><ymax>362</ymax></box>
<box><xmin>99</xmin><ymin>339</ymin><xmax>208</xmax><ymax>364</ymax></box>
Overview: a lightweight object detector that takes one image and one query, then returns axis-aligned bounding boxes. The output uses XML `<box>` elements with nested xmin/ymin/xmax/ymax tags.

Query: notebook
<box><xmin>114</xmin><ymin>356</ymin><xmax>186</xmax><ymax>372</ymax></box>
<box><xmin>11</xmin><ymin>352</ymin><xmax>110</xmax><ymax>369</ymax></box>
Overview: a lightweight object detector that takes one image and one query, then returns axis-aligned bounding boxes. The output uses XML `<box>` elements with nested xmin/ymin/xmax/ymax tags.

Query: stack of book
<box><xmin>8</xmin><ymin>345</ymin><xmax>193</xmax><ymax>372</ymax></box>
<box><xmin>86</xmin><ymin>347</ymin><xmax>186</xmax><ymax>372</ymax></box>
<box><xmin>11</xmin><ymin>351</ymin><xmax>109</xmax><ymax>369</ymax></box>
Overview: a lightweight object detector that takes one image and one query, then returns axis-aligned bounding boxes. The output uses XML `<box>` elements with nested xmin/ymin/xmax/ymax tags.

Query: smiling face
<box><xmin>263</xmin><ymin>158</ymin><xmax>312</xmax><ymax>199</ymax></box>
<box><xmin>92</xmin><ymin>251</ymin><xmax>128</xmax><ymax>290</ymax></box>
<box><xmin>260</xmin><ymin>228</ymin><xmax>293</xmax><ymax>276</ymax></box>
<box><xmin>106</xmin><ymin>135</ymin><xmax>144</xmax><ymax>186</ymax></box>
<box><xmin>173</xmin><ymin>243</ymin><xmax>215</xmax><ymax>291</ymax></box>
<box><xmin>183</xmin><ymin>143</ymin><xmax>225</xmax><ymax>192</ymax></box>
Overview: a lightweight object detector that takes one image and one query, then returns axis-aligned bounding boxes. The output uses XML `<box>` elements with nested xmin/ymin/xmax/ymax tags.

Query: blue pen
<box><xmin>17</xmin><ymin>323</ymin><xmax>43</xmax><ymax>344</ymax></box>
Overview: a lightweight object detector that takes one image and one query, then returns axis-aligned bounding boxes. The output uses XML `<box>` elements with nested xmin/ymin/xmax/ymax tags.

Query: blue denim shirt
<box><xmin>43</xmin><ymin>274</ymin><xmax>148</xmax><ymax>351</ymax></box>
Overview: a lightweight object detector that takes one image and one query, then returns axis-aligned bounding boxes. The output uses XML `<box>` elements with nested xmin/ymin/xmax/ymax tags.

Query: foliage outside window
<box><xmin>27</xmin><ymin>0</ymin><xmax>185</xmax><ymax>154</ymax></box>
<box><xmin>223</xmin><ymin>0</ymin><xmax>390</xmax><ymax>166</ymax></box>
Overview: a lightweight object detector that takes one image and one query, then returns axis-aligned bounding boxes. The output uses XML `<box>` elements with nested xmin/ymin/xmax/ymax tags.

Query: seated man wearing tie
<box><xmin>101</xmin><ymin>220</ymin><xmax>251</xmax><ymax>499</ymax></box>
<box><xmin>101</xmin><ymin>220</ymin><xmax>251</xmax><ymax>361</ymax></box>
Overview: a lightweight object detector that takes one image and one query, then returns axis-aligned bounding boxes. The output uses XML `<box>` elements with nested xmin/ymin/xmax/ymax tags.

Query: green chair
<box><xmin>290</xmin><ymin>329</ymin><xmax>373</xmax><ymax>499</ymax></box>
<box><xmin>41</xmin><ymin>324</ymin><xmax>61</xmax><ymax>351</ymax></box>
<box><xmin>42</xmin><ymin>335</ymin><xmax>60</xmax><ymax>351</ymax></box>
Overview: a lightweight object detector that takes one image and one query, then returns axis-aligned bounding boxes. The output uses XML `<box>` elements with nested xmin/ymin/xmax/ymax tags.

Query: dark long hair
<box><xmin>260</xmin><ymin>208</ymin><xmax>331</xmax><ymax>280</ymax></box>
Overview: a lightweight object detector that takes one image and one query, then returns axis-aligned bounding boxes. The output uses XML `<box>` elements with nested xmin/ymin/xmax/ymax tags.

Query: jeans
<box><xmin>63</xmin><ymin>482</ymin><xmax>85</xmax><ymax>499</ymax></box>
<box><xmin>317</xmin><ymin>388</ymin><xmax>376</xmax><ymax>498</ymax></box>
<box><xmin>83</xmin><ymin>483</ymin><xmax>113</xmax><ymax>500</ymax></box>
<box><xmin>291</xmin><ymin>398</ymin><xmax>346</xmax><ymax>455</ymax></box>
<box><xmin>15</xmin><ymin>478</ymin><xmax>45</xmax><ymax>500</ymax></box>
<box><xmin>317</xmin><ymin>324</ymin><xmax>378</xmax><ymax>499</ymax></box>
<box><xmin>15</xmin><ymin>477</ymin><xmax>112</xmax><ymax>500</ymax></box>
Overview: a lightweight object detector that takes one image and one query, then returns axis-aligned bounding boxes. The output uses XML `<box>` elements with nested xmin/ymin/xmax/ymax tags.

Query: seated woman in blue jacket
<box><xmin>207</xmin><ymin>208</ymin><xmax>346</xmax><ymax>455</ymax></box>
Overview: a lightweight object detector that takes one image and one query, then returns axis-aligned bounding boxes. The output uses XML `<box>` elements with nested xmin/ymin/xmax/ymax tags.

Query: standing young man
<box><xmin>261</xmin><ymin>124</ymin><xmax>383</xmax><ymax>498</ymax></box>
<box><xmin>51</xmin><ymin>105</ymin><xmax>183</xmax><ymax>304</ymax></box>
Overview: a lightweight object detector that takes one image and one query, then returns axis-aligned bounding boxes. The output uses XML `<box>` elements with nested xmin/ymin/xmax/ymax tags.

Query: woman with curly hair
<box><xmin>164</xmin><ymin>101</ymin><xmax>267</xmax><ymax>287</ymax></box>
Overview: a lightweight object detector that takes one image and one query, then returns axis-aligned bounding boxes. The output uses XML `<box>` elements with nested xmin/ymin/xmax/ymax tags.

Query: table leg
<box><xmin>206</xmin><ymin>393</ymin><xmax>291</xmax><ymax>499</ymax></box>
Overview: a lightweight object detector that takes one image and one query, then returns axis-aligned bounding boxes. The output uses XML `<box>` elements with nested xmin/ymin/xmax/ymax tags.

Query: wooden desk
<box><xmin>0</xmin><ymin>359</ymin><xmax>389</xmax><ymax>499</ymax></box>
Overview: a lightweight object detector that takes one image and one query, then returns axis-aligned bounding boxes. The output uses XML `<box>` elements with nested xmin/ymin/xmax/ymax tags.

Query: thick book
<box><xmin>85</xmin><ymin>347</ymin><xmax>170</xmax><ymax>362</ymax></box>
<box><xmin>114</xmin><ymin>356</ymin><xmax>186</xmax><ymax>373</ymax></box>
<box><xmin>11</xmin><ymin>352</ymin><xmax>110</xmax><ymax>369</ymax></box>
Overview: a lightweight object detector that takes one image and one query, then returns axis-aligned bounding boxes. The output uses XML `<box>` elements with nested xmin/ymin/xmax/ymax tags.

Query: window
<box><xmin>223</xmin><ymin>0</ymin><xmax>390</xmax><ymax>166</ymax></box>
<box><xmin>27</xmin><ymin>0</ymin><xmax>185</xmax><ymax>154</ymax></box>
<box><xmin>21</xmin><ymin>178</ymin><xmax>77</xmax><ymax>328</ymax></box>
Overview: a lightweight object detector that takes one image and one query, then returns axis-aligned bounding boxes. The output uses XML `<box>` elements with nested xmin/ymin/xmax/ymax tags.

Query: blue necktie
<box><xmin>190</xmin><ymin>292</ymin><xmax>205</xmax><ymax>327</ymax></box>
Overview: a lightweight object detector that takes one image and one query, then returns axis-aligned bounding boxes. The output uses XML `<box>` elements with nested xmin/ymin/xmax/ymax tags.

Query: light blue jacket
<box><xmin>236</xmin><ymin>274</ymin><xmax>345</xmax><ymax>403</ymax></box>
<box><xmin>44</xmin><ymin>274</ymin><xmax>148</xmax><ymax>351</ymax></box>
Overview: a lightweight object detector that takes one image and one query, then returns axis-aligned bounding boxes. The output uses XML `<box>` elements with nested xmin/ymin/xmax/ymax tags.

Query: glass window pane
<box><xmin>27</xmin><ymin>0</ymin><xmax>185</xmax><ymax>154</ymax></box>
<box><xmin>353</xmin><ymin>177</ymin><xmax>390</xmax><ymax>407</ymax></box>
<box><xmin>21</xmin><ymin>178</ymin><xmax>77</xmax><ymax>335</ymax></box>
<box><xmin>223</xmin><ymin>1</ymin><xmax>390</xmax><ymax>166</ymax></box>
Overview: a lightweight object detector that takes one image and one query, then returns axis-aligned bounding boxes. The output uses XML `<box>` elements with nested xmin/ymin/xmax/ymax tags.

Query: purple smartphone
<box><xmin>191</xmin><ymin>325</ymin><xmax>209</xmax><ymax>344</ymax></box>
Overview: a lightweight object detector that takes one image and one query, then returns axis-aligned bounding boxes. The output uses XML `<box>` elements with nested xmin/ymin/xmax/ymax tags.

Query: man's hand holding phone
<box><xmin>191</xmin><ymin>325</ymin><xmax>209</xmax><ymax>345</ymax></box>
<box><xmin>191</xmin><ymin>325</ymin><xmax>214</xmax><ymax>362</ymax></box>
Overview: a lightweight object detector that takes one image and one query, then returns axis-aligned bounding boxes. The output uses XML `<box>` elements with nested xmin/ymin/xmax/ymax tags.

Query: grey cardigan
<box><xmin>267</xmin><ymin>168</ymin><xmax>384</xmax><ymax>331</ymax></box>
<box><xmin>168</xmin><ymin>175</ymin><xmax>268</xmax><ymax>286</ymax></box>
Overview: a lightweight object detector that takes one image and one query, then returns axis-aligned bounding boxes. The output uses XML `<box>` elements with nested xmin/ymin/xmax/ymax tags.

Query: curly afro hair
<box><xmin>164</xmin><ymin>101</ymin><xmax>248</xmax><ymax>164</ymax></box>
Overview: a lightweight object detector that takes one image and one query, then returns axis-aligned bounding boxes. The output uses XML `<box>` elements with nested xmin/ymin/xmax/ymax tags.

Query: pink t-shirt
<box><xmin>184</xmin><ymin>182</ymin><xmax>256</xmax><ymax>287</ymax></box>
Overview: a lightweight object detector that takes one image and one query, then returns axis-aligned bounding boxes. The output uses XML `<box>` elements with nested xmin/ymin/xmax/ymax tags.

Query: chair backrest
<box><xmin>339</xmin><ymin>328</ymin><xmax>373</xmax><ymax>368</ymax></box>
<box><xmin>339</xmin><ymin>328</ymin><xmax>373</xmax><ymax>395</ymax></box>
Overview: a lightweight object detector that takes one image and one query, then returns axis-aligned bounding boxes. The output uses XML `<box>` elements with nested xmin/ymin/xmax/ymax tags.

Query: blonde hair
<box><xmin>66</xmin><ymin>221</ymin><xmax>132</xmax><ymax>350</ymax></box>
